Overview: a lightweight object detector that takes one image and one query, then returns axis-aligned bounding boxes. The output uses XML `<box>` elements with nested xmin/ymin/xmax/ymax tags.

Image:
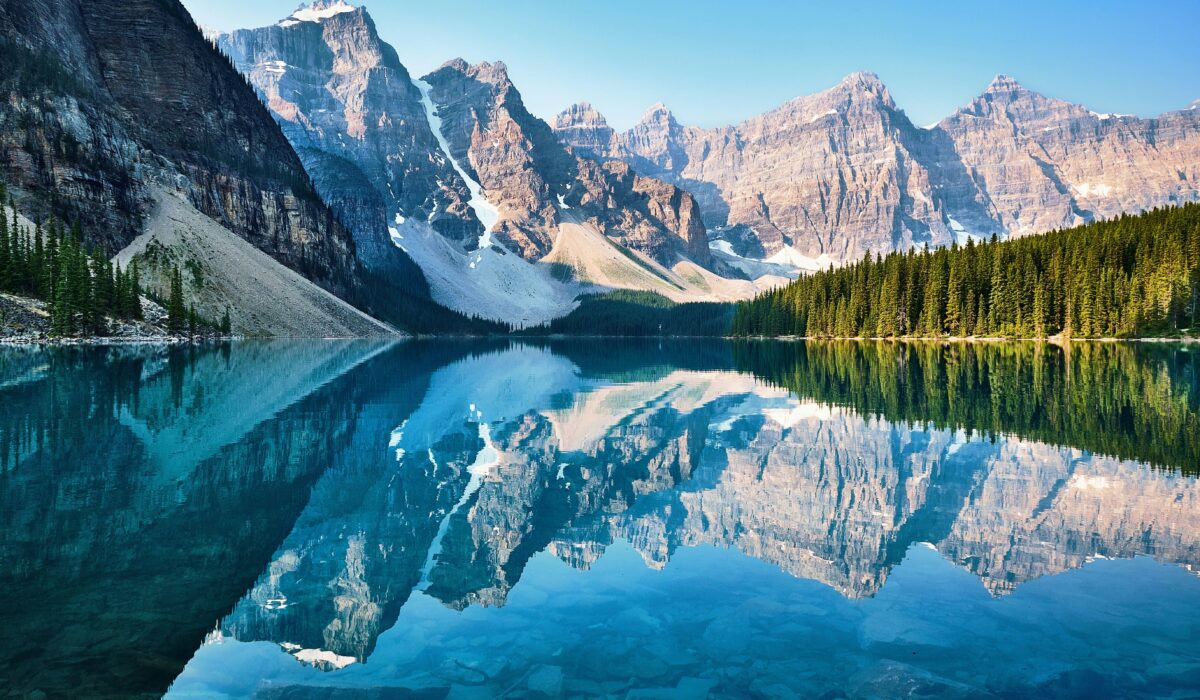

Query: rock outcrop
<box><xmin>555</xmin><ymin>73</ymin><xmax>1200</xmax><ymax>262</ymax></box>
<box><xmin>216</xmin><ymin>2</ymin><xmax>482</xmax><ymax>251</ymax></box>
<box><xmin>0</xmin><ymin>0</ymin><xmax>389</xmax><ymax>333</ymax></box>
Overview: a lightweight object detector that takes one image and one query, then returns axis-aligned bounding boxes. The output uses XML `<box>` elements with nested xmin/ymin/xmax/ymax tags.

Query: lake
<box><xmin>0</xmin><ymin>340</ymin><xmax>1197</xmax><ymax>699</ymax></box>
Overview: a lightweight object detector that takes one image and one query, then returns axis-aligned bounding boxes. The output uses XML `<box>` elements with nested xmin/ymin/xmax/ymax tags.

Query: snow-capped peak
<box><xmin>279</xmin><ymin>1</ymin><xmax>357</xmax><ymax>27</ymax></box>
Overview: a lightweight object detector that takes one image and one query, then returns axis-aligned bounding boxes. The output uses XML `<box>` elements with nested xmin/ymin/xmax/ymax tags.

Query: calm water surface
<box><xmin>0</xmin><ymin>340</ymin><xmax>1197</xmax><ymax>699</ymax></box>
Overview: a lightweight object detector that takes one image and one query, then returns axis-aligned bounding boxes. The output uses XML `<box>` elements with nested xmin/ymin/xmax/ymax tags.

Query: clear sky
<box><xmin>183</xmin><ymin>0</ymin><xmax>1200</xmax><ymax>130</ymax></box>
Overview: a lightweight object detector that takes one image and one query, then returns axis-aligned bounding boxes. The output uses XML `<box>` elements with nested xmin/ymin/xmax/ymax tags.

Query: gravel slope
<box><xmin>116</xmin><ymin>188</ymin><xmax>400</xmax><ymax>338</ymax></box>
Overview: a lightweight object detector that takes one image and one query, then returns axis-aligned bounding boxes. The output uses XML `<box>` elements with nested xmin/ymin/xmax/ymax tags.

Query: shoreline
<box><xmin>0</xmin><ymin>335</ymin><xmax>235</xmax><ymax>347</ymax></box>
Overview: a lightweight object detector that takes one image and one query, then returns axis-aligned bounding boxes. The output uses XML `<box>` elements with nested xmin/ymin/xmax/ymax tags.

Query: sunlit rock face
<box><xmin>417</xmin><ymin>59</ymin><xmax>710</xmax><ymax>267</ymax></box>
<box><xmin>555</xmin><ymin>74</ymin><xmax>1200</xmax><ymax>262</ymax></box>
<box><xmin>212</xmin><ymin>345</ymin><xmax>1200</xmax><ymax>663</ymax></box>
<box><xmin>940</xmin><ymin>76</ymin><xmax>1200</xmax><ymax>238</ymax></box>
<box><xmin>218</xmin><ymin>7</ymin><xmax>710</xmax><ymax>270</ymax></box>
<box><xmin>216</xmin><ymin>4</ymin><xmax>482</xmax><ymax>251</ymax></box>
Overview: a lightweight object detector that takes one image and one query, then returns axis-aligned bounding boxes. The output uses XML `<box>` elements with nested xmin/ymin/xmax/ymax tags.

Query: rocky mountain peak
<box><xmin>639</xmin><ymin>102</ymin><xmax>677</xmax><ymax>124</ymax></box>
<box><xmin>460</xmin><ymin>59</ymin><xmax>511</xmax><ymax>86</ymax></box>
<box><xmin>834</xmin><ymin>71</ymin><xmax>895</xmax><ymax>108</ymax></box>
<box><xmin>551</xmin><ymin>103</ymin><xmax>617</xmax><ymax>162</ymax></box>
<box><xmin>961</xmin><ymin>73</ymin><xmax>1073</xmax><ymax>122</ymax></box>
<box><xmin>439</xmin><ymin>57</ymin><xmax>470</xmax><ymax>73</ymax></box>
<box><xmin>983</xmin><ymin>73</ymin><xmax>1031</xmax><ymax>96</ymax></box>
<box><xmin>554</xmin><ymin>101</ymin><xmax>611</xmax><ymax>131</ymax></box>
<box><xmin>841</xmin><ymin>70</ymin><xmax>883</xmax><ymax>88</ymax></box>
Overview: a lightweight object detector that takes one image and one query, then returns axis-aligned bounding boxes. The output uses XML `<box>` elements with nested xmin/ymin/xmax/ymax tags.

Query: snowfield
<box><xmin>389</xmin><ymin>220</ymin><xmax>581</xmax><ymax>328</ymax></box>
<box><xmin>279</xmin><ymin>1</ymin><xmax>356</xmax><ymax>27</ymax></box>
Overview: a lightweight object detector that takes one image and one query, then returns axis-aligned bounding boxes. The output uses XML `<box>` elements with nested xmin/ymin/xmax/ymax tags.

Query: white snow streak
<box><xmin>414</xmin><ymin>79</ymin><xmax>499</xmax><ymax>250</ymax></box>
<box><xmin>766</xmin><ymin>247</ymin><xmax>836</xmax><ymax>272</ymax></box>
<box><xmin>283</xmin><ymin>1</ymin><xmax>356</xmax><ymax>24</ymax></box>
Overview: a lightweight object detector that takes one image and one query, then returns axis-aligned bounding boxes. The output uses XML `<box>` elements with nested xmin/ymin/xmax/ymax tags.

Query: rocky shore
<box><xmin>0</xmin><ymin>292</ymin><xmax>228</xmax><ymax>345</ymax></box>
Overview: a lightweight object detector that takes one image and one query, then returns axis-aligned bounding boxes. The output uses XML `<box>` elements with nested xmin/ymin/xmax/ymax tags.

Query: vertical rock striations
<box><xmin>0</xmin><ymin>0</ymin><xmax>362</xmax><ymax>296</ymax></box>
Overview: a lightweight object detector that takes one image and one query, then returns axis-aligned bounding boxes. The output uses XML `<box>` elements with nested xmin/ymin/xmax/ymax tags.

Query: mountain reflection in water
<box><xmin>0</xmin><ymin>340</ymin><xmax>1196</xmax><ymax>699</ymax></box>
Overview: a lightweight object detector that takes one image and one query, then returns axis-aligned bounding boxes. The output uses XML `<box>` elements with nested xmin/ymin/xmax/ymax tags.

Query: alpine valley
<box><xmin>0</xmin><ymin>0</ymin><xmax>1197</xmax><ymax>335</ymax></box>
<box><xmin>210</xmin><ymin>0</ymin><xmax>1199</xmax><ymax>331</ymax></box>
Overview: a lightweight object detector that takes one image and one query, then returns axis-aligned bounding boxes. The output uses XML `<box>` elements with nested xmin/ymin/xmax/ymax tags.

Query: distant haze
<box><xmin>185</xmin><ymin>0</ymin><xmax>1200</xmax><ymax>130</ymax></box>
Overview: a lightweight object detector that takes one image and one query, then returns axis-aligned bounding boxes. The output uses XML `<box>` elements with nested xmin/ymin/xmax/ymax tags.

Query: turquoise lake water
<box><xmin>0</xmin><ymin>340</ymin><xmax>1197</xmax><ymax>698</ymax></box>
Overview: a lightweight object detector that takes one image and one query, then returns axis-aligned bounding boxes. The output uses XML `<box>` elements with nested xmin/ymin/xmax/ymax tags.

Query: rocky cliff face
<box><xmin>216</xmin><ymin>2</ymin><xmax>482</xmax><ymax>253</ymax></box>
<box><xmin>422</xmin><ymin>58</ymin><xmax>710</xmax><ymax>266</ymax></box>
<box><xmin>940</xmin><ymin>74</ymin><xmax>1200</xmax><ymax>237</ymax></box>
<box><xmin>556</xmin><ymin>73</ymin><xmax>1200</xmax><ymax>263</ymax></box>
<box><xmin>0</xmin><ymin>0</ymin><xmax>362</xmax><ymax>299</ymax></box>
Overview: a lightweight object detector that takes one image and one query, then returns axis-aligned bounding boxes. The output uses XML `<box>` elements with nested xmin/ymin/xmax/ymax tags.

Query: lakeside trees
<box><xmin>732</xmin><ymin>205</ymin><xmax>1200</xmax><ymax>339</ymax></box>
<box><xmin>0</xmin><ymin>185</ymin><xmax>145</xmax><ymax>336</ymax></box>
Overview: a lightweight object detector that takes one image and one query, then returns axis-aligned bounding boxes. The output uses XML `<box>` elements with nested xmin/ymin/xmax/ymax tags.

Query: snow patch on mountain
<box><xmin>706</xmin><ymin>240</ymin><xmax>801</xmax><ymax>282</ymax></box>
<box><xmin>809</xmin><ymin>109</ymin><xmax>838</xmax><ymax>124</ymax></box>
<box><xmin>281</xmin><ymin>1</ymin><xmax>356</xmax><ymax>27</ymax></box>
<box><xmin>947</xmin><ymin>216</ymin><xmax>985</xmax><ymax>245</ymax></box>
<box><xmin>414</xmin><ymin>79</ymin><xmax>499</xmax><ymax>250</ymax></box>
<box><xmin>389</xmin><ymin>219</ymin><xmax>579</xmax><ymax>328</ymax></box>
<box><xmin>1072</xmin><ymin>182</ymin><xmax>1115</xmax><ymax>198</ymax></box>
<box><xmin>766</xmin><ymin>247</ymin><xmax>836</xmax><ymax>272</ymax></box>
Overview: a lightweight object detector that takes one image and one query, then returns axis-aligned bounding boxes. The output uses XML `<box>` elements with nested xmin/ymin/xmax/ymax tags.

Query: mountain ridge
<box><xmin>556</xmin><ymin>72</ymin><xmax>1200</xmax><ymax>264</ymax></box>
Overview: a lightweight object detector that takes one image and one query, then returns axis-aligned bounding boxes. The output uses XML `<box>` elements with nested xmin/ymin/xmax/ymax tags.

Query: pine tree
<box><xmin>167</xmin><ymin>266</ymin><xmax>186</xmax><ymax>333</ymax></box>
<box><xmin>128</xmin><ymin>260</ymin><xmax>144</xmax><ymax>320</ymax></box>
<box><xmin>731</xmin><ymin>204</ymin><xmax>1198</xmax><ymax>340</ymax></box>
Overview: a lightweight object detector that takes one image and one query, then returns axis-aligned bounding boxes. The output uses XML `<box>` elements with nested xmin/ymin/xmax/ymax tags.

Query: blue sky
<box><xmin>184</xmin><ymin>0</ymin><xmax>1200</xmax><ymax>130</ymax></box>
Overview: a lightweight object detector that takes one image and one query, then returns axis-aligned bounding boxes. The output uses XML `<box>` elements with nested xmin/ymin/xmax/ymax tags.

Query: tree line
<box><xmin>519</xmin><ymin>290</ymin><xmax>734</xmax><ymax>337</ymax></box>
<box><xmin>0</xmin><ymin>184</ymin><xmax>146</xmax><ymax>336</ymax></box>
<box><xmin>732</xmin><ymin>204</ymin><xmax>1200</xmax><ymax>339</ymax></box>
<box><xmin>0</xmin><ymin>183</ymin><xmax>231</xmax><ymax>337</ymax></box>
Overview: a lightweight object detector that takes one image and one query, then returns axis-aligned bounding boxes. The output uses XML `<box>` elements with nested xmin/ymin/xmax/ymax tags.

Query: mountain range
<box><xmin>214</xmin><ymin>1</ymin><xmax>777</xmax><ymax>326</ymax></box>
<box><xmin>556</xmin><ymin>73</ymin><xmax>1200</xmax><ymax>267</ymax></box>
<box><xmin>0</xmin><ymin>0</ymin><xmax>406</xmax><ymax>336</ymax></box>
<box><xmin>1</xmin><ymin>0</ymin><xmax>1197</xmax><ymax>332</ymax></box>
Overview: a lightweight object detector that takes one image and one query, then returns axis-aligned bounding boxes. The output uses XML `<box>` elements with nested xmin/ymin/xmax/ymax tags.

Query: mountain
<box><xmin>555</xmin><ymin>73</ymin><xmax>1200</xmax><ymax>266</ymax></box>
<box><xmin>217</xmin><ymin>3</ymin><xmax>780</xmax><ymax>326</ymax></box>
<box><xmin>0</xmin><ymin>0</ymin><xmax>399</xmax><ymax>336</ymax></box>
